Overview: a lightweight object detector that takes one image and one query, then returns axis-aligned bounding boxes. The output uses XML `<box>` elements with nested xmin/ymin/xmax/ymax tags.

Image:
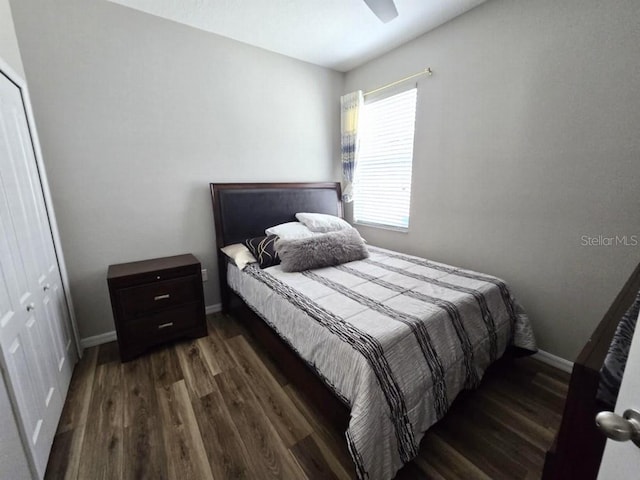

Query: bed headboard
<box><xmin>210</xmin><ymin>182</ymin><xmax>342</xmax><ymax>311</ymax></box>
<box><xmin>210</xmin><ymin>182</ymin><xmax>343</xmax><ymax>248</ymax></box>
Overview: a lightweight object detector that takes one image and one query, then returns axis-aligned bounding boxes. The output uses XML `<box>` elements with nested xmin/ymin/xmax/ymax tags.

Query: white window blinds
<box><xmin>353</xmin><ymin>87</ymin><xmax>417</xmax><ymax>230</ymax></box>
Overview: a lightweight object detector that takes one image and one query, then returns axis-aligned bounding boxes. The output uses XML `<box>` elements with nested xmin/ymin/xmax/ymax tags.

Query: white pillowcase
<box><xmin>265</xmin><ymin>221</ymin><xmax>316</xmax><ymax>239</ymax></box>
<box><xmin>295</xmin><ymin>212</ymin><xmax>352</xmax><ymax>233</ymax></box>
<box><xmin>220</xmin><ymin>243</ymin><xmax>257</xmax><ymax>270</ymax></box>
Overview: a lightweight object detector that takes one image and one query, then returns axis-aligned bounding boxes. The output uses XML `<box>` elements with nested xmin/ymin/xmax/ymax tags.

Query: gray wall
<box><xmin>0</xmin><ymin>0</ymin><xmax>24</xmax><ymax>77</ymax></box>
<box><xmin>10</xmin><ymin>0</ymin><xmax>639</xmax><ymax>360</ymax></box>
<box><xmin>10</xmin><ymin>0</ymin><xmax>343</xmax><ymax>339</ymax></box>
<box><xmin>346</xmin><ymin>0</ymin><xmax>640</xmax><ymax>360</ymax></box>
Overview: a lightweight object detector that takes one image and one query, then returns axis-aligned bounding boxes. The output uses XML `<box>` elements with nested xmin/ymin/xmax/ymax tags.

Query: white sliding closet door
<box><xmin>0</xmin><ymin>70</ymin><xmax>77</xmax><ymax>477</ymax></box>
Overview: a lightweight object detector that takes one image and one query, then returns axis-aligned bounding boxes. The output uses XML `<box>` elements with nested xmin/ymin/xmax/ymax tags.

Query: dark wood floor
<box><xmin>45</xmin><ymin>313</ymin><xmax>569</xmax><ymax>480</ymax></box>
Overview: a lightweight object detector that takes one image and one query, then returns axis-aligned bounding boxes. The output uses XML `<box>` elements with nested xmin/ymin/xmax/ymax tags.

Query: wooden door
<box><xmin>0</xmin><ymin>70</ymin><xmax>75</xmax><ymax>477</ymax></box>
<box><xmin>598</xmin><ymin>310</ymin><xmax>640</xmax><ymax>479</ymax></box>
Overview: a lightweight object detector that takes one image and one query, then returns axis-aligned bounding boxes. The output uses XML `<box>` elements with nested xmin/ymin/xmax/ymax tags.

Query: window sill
<box><xmin>354</xmin><ymin>221</ymin><xmax>409</xmax><ymax>233</ymax></box>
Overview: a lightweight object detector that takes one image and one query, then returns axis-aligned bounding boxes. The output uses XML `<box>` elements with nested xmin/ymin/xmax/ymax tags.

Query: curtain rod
<box><xmin>363</xmin><ymin>67</ymin><xmax>433</xmax><ymax>97</ymax></box>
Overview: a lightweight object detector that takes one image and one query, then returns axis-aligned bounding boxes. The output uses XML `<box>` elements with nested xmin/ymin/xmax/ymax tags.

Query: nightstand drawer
<box><xmin>121</xmin><ymin>303</ymin><xmax>201</xmax><ymax>345</ymax></box>
<box><xmin>108</xmin><ymin>253</ymin><xmax>207</xmax><ymax>361</ymax></box>
<box><xmin>117</xmin><ymin>275</ymin><xmax>199</xmax><ymax>319</ymax></box>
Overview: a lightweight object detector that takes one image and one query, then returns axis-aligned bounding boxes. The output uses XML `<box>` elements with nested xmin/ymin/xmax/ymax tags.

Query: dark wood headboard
<box><xmin>209</xmin><ymin>182</ymin><xmax>342</xmax><ymax>310</ymax></box>
<box><xmin>210</xmin><ymin>182</ymin><xmax>342</xmax><ymax>248</ymax></box>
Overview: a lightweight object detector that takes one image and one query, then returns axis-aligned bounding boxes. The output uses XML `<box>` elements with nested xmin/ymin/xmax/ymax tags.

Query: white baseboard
<box><xmin>80</xmin><ymin>330</ymin><xmax>117</xmax><ymax>349</ymax></box>
<box><xmin>80</xmin><ymin>321</ymin><xmax>575</xmax><ymax>376</ymax></box>
<box><xmin>533</xmin><ymin>349</ymin><xmax>574</xmax><ymax>374</ymax></box>
<box><xmin>205</xmin><ymin>303</ymin><xmax>222</xmax><ymax>315</ymax></box>
<box><xmin>80</xmin><ymin>304</ymin><xmax>222</xmax><ymax>348</ymax></box>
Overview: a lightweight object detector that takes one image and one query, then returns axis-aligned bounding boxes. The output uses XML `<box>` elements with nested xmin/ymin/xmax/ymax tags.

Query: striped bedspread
<box><xmin>227</xmin><ymin>246</ymin><xmax>536</xmax><ymax>480</ymax></box>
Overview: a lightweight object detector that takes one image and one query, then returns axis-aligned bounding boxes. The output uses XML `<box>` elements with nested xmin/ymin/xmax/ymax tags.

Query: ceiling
<box><xmin>107</xmin><ymin>0</ymin><xmax>487</xmax><ymax>72</ymax></box>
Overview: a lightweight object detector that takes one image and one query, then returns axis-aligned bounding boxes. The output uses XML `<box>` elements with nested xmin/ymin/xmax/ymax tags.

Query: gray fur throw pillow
<box><xmin>275</xmin><ymin>228</ymin><xmax>368</xmax><ymax>272</ymax></box>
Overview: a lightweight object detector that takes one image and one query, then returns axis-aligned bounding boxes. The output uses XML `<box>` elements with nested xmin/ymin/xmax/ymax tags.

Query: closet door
<box><xmin>8</xmin><ymin>74</ymin><xmax>75</xmax><ymax>391</ymax></box>
<box><xmin>0</xmin><ymin>71</ymin><xmax>75</xmax><ymax>477</ymax></box>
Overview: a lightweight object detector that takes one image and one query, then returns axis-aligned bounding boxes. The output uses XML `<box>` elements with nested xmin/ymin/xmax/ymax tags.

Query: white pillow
<box><xmin>295</xmin><ymin>212</ymin><xmax>352</xmax><ymax>233</ymax></box>
<box><xmin>220</xmin><ymin>243</ymin><xmax>257</xmax><ymax>270</ymax></box>
<box><xmin>265</xmin><ymin>221</ymin><xmax>316</xmax><ymax>239</ymax></box>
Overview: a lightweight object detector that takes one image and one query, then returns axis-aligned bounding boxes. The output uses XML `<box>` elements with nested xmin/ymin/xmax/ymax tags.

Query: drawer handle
<box><xmin>157</xmin><ymin>322</ymin><xmax>174</xmax><ymax>330</ymax></box>
<box><xmin>154</xmin><ymin>294</ymin><xmax>170</xmax><ymax>301</ymax></box>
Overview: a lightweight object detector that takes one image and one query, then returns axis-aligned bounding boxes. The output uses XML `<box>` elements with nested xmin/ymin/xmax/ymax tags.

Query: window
<box><xmin>353</xmin><ymin>87</ymin><xmax>417</xmax><ymax>230</ymax></box>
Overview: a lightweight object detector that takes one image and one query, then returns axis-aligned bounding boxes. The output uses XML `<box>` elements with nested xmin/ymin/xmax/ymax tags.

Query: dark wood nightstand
<box><xmin>107</xmin><ymin>254</ymin><xmax>207</xmax><ymax>361</ymax></box>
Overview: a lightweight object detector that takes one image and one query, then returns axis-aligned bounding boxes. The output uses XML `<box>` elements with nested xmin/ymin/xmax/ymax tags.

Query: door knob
<box><xmin>596</xmin><ymin>409</ymin><xmax>640</xmax><ymax>447</ymax></box>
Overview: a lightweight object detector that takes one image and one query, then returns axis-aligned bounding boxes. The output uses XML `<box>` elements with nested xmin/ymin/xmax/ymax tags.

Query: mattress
<box><xmin>227</xmin><ymin>246</ymin><xmax>536</xmax><ymax>480</ymax></box>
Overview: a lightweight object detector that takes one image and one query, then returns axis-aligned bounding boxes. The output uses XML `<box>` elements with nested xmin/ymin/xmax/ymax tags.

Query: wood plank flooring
<box><xmin>46</xmin><ymin>313</ymin><xmax>569</xmax><ymax>480</ymax></box>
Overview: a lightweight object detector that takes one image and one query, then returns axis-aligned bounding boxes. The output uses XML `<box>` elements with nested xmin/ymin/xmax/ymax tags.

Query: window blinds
<box><xmin>354</xmin><ymin>87</ymin><xmax>417</xmax><ymax>230</ymax></box>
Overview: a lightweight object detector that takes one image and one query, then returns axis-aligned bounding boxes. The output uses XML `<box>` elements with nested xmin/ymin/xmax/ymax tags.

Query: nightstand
<box><xmin>107</xmin><ymin>253</ymin><xmax>207</xmax><ymax>361</ymax></box>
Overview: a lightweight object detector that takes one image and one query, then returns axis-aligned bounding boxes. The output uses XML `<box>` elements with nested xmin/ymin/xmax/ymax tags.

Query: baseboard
<box><xmin>533</xmin><ymin>349</ymin><xmax>574</xmax><ymax>374</ymax></box>
<box><xmin>80</xmin><ymin>318</ymin><xmax>574</xmax><ymax>376</ymax></box>
<box><xmin>205</xmin><ymin>303</ymin><xmax>222</xmax><ymax>315</ymax></box>
<box><xmin>80</xmin><ymin>304</ymin><xmax>222</xmax><ymax>348</ymax></box>
<box><xmin>80</xmin><ymin>330</ymin><xmax>117</xmax><ymax>349</ymax></box>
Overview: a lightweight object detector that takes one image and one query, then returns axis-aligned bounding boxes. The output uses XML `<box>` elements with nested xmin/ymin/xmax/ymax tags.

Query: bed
<box><xmin>210</xmin><ymin>182</ymin><xmax>537</xmax><ymax>480</ymax></box>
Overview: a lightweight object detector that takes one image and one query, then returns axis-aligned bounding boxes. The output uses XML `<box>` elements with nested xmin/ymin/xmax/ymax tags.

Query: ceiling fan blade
<box><xmin>363</xmin><ymin>0</ymin><xmax>399</xmax><ymax>23</ymax></box>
